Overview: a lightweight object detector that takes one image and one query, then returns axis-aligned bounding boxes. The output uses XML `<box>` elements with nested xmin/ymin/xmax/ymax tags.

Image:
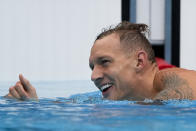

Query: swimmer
<box><xmin>5</xmin><ymin>21</ymin><xmax>196</xmax><ymax>101</ymax></box>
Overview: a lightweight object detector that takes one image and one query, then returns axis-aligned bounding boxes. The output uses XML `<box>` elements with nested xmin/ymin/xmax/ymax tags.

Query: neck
<box><xmin>138</xmin><ymin>62</ymin><xmax>159</xmax><ymax>99</ymax></box>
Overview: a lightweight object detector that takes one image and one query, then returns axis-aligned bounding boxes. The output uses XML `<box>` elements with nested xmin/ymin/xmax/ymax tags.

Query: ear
<box><xmin>135</xmin><ymin>51</ymin><xmax>147</xmax><ymax>72</ymax></box>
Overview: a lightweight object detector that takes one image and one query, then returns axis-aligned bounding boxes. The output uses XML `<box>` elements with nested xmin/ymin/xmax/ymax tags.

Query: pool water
<box><xmin>1</xmin><ymin>81</ymin><xmax>196</xmax><ymax>131</ymax></box>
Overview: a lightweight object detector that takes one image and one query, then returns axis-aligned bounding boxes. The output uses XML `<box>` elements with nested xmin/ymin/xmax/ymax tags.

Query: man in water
<box><xmin>5</xmin><ymin>21</ymin><xmax>196</xmax><ymax>101</ymax></box>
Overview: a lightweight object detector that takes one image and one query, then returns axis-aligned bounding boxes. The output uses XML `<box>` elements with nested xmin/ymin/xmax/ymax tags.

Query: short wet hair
<box><xmin>95</xmin><ymin>21</ymin><xmax>155</xmax><ymax>63</ymax></box>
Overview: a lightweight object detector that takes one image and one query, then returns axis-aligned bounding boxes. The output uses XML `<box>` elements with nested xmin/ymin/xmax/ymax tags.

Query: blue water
<box><xmin>1</xmin><ymin>82</ymin><xmax>196</xmax><ymax>131</ymax></box>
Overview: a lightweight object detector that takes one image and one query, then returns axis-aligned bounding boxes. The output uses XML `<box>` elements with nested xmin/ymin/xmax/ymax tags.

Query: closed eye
<box><xmin>101</xmin><ymin>59</ymin><xmax>110</xmax><ymax>64</ymax></box>
<box><xmin>100</xmin><ymin>59</ymin><xmax>111</xmax><ymax>66</ymax></box>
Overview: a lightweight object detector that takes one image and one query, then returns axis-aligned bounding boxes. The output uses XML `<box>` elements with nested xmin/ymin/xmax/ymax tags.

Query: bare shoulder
<box><xmin>153</xmin><ymin>68</ymin><xmax>195</xmax><ymax>100</ymax></box>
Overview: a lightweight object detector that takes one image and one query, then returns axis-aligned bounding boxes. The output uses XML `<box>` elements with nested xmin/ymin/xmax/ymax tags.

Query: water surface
<box><xmin>0</xmin><ymin>81</ymin><xmax>196</xmax><ymax>131</ymax></box>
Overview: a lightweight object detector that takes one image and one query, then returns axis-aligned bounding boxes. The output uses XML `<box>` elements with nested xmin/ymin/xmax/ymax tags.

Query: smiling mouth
<box><xmin>99</xmin><ymin>83</ymin><xmax>113</xmax><ymax>92</ymax></box>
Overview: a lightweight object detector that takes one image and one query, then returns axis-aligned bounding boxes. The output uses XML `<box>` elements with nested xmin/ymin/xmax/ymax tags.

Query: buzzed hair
<box><xmin>95</xmin><ymin>21</ymin><xmax>156</xmax><ymax>63</ymax></box>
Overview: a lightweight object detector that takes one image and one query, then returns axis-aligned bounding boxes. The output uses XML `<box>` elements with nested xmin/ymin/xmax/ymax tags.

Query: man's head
<box><xmin>89</xmin><ymin>21</ymin><xmax>156</xmax><ymax>100</ymax></box>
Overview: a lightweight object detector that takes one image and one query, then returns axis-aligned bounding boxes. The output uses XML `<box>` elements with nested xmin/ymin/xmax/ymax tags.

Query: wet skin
<box><xmin>89</xmin><ymin>33</ymin><xmax>196</xmax><ymax>101</ymax></box>
<box><xmin>89</xmin><ymin>33</ymin><xmax>153</xmax><ymax>100</ymax></box>
<box><xmin>5</xmin><ymin>74</ymin><xmax>38</xmax><ymax>100</ymax></box>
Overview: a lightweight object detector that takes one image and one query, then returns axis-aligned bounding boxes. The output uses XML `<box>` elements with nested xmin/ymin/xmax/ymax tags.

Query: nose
<box><xmin>91</xmin><ymin>66</ymin><xmax>103</xmax><ymax>82</ymax></box>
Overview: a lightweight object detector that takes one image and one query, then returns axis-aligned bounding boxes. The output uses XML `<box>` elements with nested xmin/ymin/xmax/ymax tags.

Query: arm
<box><xmin>4</xmin><ymin>74</ymin><xmax>38</xmax><ymax>100</ymax></box>
<box><xmin>153</xmin><ymin>72</ymin><xmax>193</xmax><ymax>100</ymax></box>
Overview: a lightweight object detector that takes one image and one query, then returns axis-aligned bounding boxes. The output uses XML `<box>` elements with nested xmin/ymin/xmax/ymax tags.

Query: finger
<box><xmin>15</xmin><ymin>81</ymin><xmax>20</xmax><ymax>85</ymax></box>
<box><xmin>15</xmin><ymin>83</ymin><xmax>28</xmax><ymax>99</ymax></box>
<box><xmin>9</xmin><ymin>87</ymin><xmax>20</xmax><ymax>99</ymax></box>
<box><xmin>19</xmin><ymin>74</ymin><xmax>32</xmax><ymax>91</ymax></box>
<box><xmin>4</xmin><ymin>93</ymin><xmax>14</xmax><ymax>99</ymax></box>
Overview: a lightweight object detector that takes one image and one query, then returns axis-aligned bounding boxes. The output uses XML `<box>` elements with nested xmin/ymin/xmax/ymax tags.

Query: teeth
<box><xmin>100</xmin><ymin>83</ymin><xmax>112</xmax><ymax>91</ymax></box>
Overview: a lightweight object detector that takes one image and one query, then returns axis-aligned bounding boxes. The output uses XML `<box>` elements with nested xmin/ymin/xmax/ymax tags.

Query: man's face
<box><xmin>89</xmin><ymin>33</ymin><xmax>140</xmax><ymax>100</ymax></box>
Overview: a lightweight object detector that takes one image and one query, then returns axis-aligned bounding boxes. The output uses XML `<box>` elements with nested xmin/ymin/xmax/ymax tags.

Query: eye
<box><xmin>101</xmin><ymin>59</ymin><xmax>110</xmax><ymax>66</ymax></box>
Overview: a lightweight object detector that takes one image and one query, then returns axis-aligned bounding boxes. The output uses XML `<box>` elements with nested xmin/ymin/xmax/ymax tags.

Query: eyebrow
<box><xmin>97</xmin><ymin>56</ymin><xmax>112</xmax><ymax>61</ymax></box>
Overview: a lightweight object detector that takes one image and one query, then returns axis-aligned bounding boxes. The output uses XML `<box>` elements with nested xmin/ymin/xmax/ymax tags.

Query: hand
<box><xmin>5</xmin><ymin>74</ymin><xmax>38</xmax><ymax>100</ymax></box>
